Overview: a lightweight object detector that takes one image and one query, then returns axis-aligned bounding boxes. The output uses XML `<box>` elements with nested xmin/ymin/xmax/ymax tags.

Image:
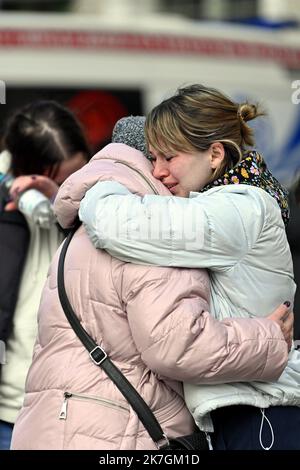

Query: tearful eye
<box><xmin>147</xmin><ymin>155</ymin><xmax>156</xmax><ymax>167</ymax></box>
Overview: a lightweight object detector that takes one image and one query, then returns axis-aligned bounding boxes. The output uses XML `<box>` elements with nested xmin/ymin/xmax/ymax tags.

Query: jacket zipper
<box><xmin>59</xmin><ymin>391</ymin><xmax>129</xmax><ymax>420</ymax></box>
<box><xmin>98</xmin><ymin>157</ymin><xmax>159</xmax><ymax>195</ymax></box>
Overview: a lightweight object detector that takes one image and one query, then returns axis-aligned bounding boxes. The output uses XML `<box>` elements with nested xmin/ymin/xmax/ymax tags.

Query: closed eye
<box><xmin>165</xmin><ymin>155</ymin><xmax>176</xmax><ymax>162</ymax></box>
<box><xmin>147</xmin><ymin>155</ymin><xmax>156</xmax><ymax>167</ymax></box>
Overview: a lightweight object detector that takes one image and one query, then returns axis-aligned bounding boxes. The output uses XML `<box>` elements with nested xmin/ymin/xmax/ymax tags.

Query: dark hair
<box><xmin>3</xmin><ymin>100</ymin><xmax>91</xmax><ymax>177</ymax></box>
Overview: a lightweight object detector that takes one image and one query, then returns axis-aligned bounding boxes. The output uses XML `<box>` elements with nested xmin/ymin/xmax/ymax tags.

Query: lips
<box><xmin>168</xmin><ymin>184</ymin><xmax>178</xmax><ymax>194</ymax></box>
<box><xmin>165</xmin><ymin>183</ymin><xmax>177</xmax><ymax>191</ymax></box>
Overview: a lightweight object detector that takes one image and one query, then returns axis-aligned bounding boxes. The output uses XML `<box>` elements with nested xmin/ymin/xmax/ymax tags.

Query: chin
<box><xmin>176</xmin><ymin>190</ymin><xmax>189</xmax><ymax>198</ymax></box>
<box><xmin>170</xmin><ymin>185</ymin><xmax>188</xmax><ymax>198</ymax></box>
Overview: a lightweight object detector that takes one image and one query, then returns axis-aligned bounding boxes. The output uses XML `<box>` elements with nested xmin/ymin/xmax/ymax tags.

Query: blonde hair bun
<box><xmin>238</xmin><ymin>102</ymin><xmax>262</xmax><ymax>122</ymax></box>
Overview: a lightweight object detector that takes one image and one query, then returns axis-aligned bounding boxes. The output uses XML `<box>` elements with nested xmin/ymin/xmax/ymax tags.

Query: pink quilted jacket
<box><xmin>11</xmin><ymin>144</ymin><xmax>287</xmax><ymax>450</ymax></box>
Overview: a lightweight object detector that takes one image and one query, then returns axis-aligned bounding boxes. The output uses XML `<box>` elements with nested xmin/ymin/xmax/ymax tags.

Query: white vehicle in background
<box><xmin>0</xmin><ymin>11</ymin><xmax>299</xmax><ymax>184</ymax></box>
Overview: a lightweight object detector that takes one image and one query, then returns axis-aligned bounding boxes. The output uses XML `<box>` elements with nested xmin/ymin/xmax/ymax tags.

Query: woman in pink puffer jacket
<box><xmin>10</xmin><ymin>137</ymin><xmax>289</xmax><ymax>450</ymax></box>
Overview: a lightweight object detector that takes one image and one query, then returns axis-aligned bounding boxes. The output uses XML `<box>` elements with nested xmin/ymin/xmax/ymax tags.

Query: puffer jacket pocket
<box><xmin>59</xmin><ymin>391</ymin><xmax>130</xmax><ymax>450</ymax></box>
<box><xmin>59</xmin><ymin>391</ymin><xmax>129</xmax><ymax>419</ymax></box>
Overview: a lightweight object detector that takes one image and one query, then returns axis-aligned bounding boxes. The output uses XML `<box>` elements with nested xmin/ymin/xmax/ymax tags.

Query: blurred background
<box><xmin>0</xmin><ymin>1</ymin><xmax>300</xmax><ymax>335</ymax></box>
<box><xmin>0</xmin><ymin>0</ymin><xmax>300</xmax><ymax>179</ymax></box>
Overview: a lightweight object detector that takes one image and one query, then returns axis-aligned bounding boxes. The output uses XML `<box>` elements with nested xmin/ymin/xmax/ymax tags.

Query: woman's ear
<box><xmin>210</xmin><ymin>142</ymin><xmax>225</xmax><ymax>170</ymax></box>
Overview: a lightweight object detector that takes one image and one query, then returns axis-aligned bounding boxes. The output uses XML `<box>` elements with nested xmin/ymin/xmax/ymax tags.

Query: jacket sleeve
<box><xmin>124</xmin><ymin>267</ymin><xmax>288</xmax><ymax>384</ymax></box>
<box><xmin>79</xmin><ymin>180</ymin><xmax>261</xmax><ymax>270</ymax></box>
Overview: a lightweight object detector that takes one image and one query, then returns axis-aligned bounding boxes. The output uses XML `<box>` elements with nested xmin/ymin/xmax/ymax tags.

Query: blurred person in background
<box><xmin>287</xmin><ymin>175</ymin><xmax>300</xmax><ymax>340</ymax></box>
<box><xmin>79</xmin><ymin>85</ymin><xmax>300</xmax><ymax>450</ymax></box>
<box><xmin>0</xmin><ymin>100</ymin><xmax>90</xmax><ymax>450</ymax></box>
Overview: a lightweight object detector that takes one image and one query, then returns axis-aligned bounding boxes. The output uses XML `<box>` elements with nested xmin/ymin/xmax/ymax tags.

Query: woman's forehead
<box><xmin>149</xmin><ymin>144</ymin><xmax>171</xmax><ymax>157</ymax></box>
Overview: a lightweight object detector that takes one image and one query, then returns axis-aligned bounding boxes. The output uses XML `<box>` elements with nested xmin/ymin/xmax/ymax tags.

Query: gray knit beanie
<box><xmin>112</xmin><ymin>116</ymin><xmax>148</xmax><ymax>157</ymax></box>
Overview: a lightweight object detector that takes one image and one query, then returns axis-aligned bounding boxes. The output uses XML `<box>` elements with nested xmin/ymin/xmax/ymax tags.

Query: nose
<box><xmin>152</xmin><ymin>160</ymin><xmax>170</xmax><ymax>180</ymax></box>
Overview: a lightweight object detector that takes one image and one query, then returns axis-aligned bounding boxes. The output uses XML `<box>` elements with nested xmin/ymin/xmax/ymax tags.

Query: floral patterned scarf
<box><xmin>201</xmin><ymin>151</ymin><xmax>289</xmax><ymax>226</ymax></box>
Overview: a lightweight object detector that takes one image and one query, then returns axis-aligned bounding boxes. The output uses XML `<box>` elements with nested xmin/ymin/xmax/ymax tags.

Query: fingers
<box><xmin>280</xmin><ymin>312</ymin><xmax>294</xmax><ymax>351</ymax></box>
<box><xmin>8</xmin><ymin>175</ymin><xmax>58</xmax><ymax>201</ymax></box>
<box><xmin>283</xmin><ymin>311</ymin><xmax>294</xmax><ymax>330</ymax></box>
<box><xmin>26</xmin><ymin>175</ymin><xmax>58</xmax><ymax>199</ymax></box>
<box><xmin>9</xmin><ymin>176</ymin><xmax>35</xmax><ymax>199</ymax></box>
<box><xmin>267</xmin><ymin>302</ymin><xmax>293</xmax><ymax>352</ymax></box>
<box><xmin>268</xmin><ymin>302</ymin><xmax>291</xmax><ymax>322</ymax></box>
<box><xmin>4</xmin><ymin>201</ymin><xmax>18</xmax><ymax>211</ymax></box>
<box><xmin>277</xmin><ymin>311</ymin><xmax>293</xmax><ymax>352</ymax></box>
<box><xmin>36</xmin><ymin>177</ymin><xmax>58</xmax><ymax>200</ymax></box>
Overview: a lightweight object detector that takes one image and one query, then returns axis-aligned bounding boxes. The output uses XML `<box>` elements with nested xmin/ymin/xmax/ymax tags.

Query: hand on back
<box><xmin>267</xmin><ymin>302</ymin><xmax>294</xmax><ymax>352</ymax></box>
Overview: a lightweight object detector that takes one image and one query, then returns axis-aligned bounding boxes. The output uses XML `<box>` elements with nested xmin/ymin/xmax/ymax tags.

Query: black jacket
<box><xmin>287</xmin><ymin>192</ymin><xmax>300</xmax><ymax>340</ymax></box>
<box><xmin>0</xmin><ymin>208</ymin><xmax>30</xmax><ymax>343</ymax></box>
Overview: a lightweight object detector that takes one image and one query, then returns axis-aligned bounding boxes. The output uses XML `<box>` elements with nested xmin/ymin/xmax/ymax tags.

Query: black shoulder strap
<box><xmin>57</xmin><ymin>223</ymin><xmax>169</xmax><ymax>449</ymax></box>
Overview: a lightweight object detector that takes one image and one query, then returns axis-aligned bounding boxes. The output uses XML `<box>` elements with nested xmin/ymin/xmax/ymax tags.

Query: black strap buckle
<box><xmin>156</xmin><ymin>433</ymin><xmax>170</xmax><ymax>449</ymax></box>
<box><xmin>89</xmin><ymin>346</ymin><xmax>107</xmax><ymax>365</ymax></box>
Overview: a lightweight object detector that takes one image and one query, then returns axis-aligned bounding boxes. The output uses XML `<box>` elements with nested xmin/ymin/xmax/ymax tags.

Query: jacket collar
<box><xmin>201</xmin><ymin>151</ymin><xmax>289</xmax><ymax>226</ymax></box>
